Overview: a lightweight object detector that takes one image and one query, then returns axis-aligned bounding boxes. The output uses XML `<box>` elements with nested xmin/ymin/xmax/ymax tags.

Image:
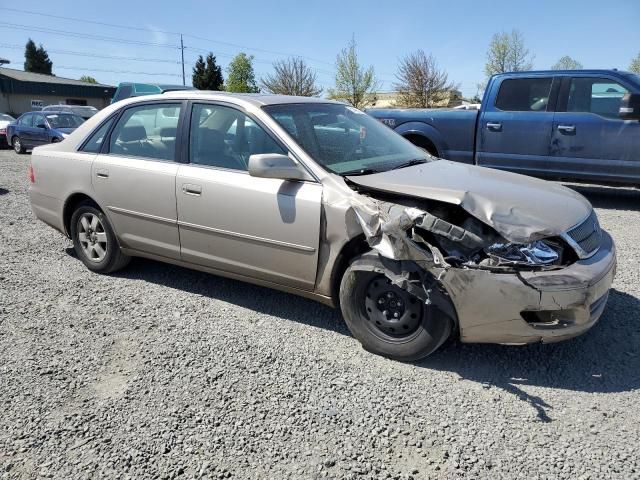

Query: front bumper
<box><xmin>442</xmin><ymin>231</ymin><xmax>616</xmax><ymax>344</ymax></box>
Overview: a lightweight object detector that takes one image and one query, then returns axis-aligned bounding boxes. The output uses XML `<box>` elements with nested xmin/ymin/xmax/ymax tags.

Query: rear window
<box><xmin>113</xmin><ymin>85</ymin><xmax>133</xmax><ymax>102</ymax></box>
<box><xmin>495</xmin><ymin>78</ymin><xmax>553</xmax><ymax>112</ymax></box>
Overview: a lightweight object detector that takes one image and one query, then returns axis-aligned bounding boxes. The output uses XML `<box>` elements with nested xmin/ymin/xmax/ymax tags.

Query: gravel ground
<box><xmin>1</xmin><ymin>148</ymin><xmax>639</xmax><ymax>480</ymax></box>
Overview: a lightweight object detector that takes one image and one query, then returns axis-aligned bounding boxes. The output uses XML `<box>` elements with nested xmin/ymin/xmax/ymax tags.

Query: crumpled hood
<box><xmin>347</xmin><ymin>160</ymin><xmax>592</xmax><ymax>243</ymax></box>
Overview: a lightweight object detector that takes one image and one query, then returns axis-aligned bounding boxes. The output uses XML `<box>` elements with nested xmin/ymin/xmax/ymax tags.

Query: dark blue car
<box><xmin>6</xmin><ymin>111</ymin><xmax>85</xmax><ymax>154</ymax></box>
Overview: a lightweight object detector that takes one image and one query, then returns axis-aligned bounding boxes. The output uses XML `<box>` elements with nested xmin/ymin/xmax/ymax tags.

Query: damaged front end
<box><xmin>348</xmin><ymin>187</ymin><xmax>615</xmax><ymax>345</ymax></box>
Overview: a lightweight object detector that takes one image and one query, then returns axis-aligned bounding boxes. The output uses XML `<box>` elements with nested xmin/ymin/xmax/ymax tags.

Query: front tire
<box><xmin>339</xmin><ymin>253</ymin><xmax>454</xmax><ymax>361</ymax></box>
<box><xmin>12</xmin><ymin>136</ymin><xmax>26</xmax><ymax>154</ymax></box>
<box><xmin>70</xmin><ymin>202</ymin><xmax>130</xmax><ymax>273</ymax></box>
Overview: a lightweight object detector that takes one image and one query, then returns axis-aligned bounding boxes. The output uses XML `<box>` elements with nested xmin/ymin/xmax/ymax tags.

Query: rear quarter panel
<box><xmin>29</xmin><ymin>145</ymin><xmax>97</xmax><ymax>234</ymax></box>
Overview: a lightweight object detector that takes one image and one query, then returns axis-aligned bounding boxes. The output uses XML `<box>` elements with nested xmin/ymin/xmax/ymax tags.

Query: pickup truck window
<box><xmin>567</xmin><ymin>77</ymin><xmax>629</xmax><ymax>119</ymax></box>
<box><xmin>495</xmin><ymin>78</ymin><xmax>553</xmax><ymax>112</ymax></box>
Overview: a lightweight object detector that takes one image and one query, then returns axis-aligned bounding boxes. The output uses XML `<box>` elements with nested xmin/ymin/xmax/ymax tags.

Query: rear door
<box><xmin>17</xmin><ymin>113</ymin><xmax>35</xmax><ymax>146</ymax></box>
<box><xmin>550</xmin><ymin>75</ymin><xmax>640</xmax><ymax>184</ymax></box>
<box><xmin>176</xmin><ymin>102</ymin><xmax>322</xmax><ymax>290</ymax></box>
<box><xmin>92</xmin><ymin>101</ymin><xmax>184</xmax><ymax>259</ymax></box>
<box><xmin>477</xmin><ymin>75</ymin><xmax>558</xmax><ymax>176</ymax></box>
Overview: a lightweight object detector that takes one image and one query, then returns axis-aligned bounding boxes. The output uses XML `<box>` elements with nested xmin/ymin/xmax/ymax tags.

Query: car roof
<box><xmin>495</xmin><ymin>69</ymin><xmax>633</xmax><ymax>76</ymax></box>
<box><xmin>159</xmin><ymin>90</ymin><xmax>342</xmax><ymax>107</ymax></box>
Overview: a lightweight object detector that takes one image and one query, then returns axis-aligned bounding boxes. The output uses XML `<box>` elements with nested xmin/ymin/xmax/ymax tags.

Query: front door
<box><xmin>477</xmin><ymin>76</ymin><xmax>556</xmax><ymax>177</ymax></box>
<box><xmin>176</xmin><ymin>102</ymin><xmax>322</xmax><ymax>290</ymax></box>
<box><xmin>550</xmin><ymin>76</ymin><xmax>640</xmax><ymax>184</ymax></box>
<box><xmin>32</xmin><ymin>113</ymin><xmax>50</xmax><ymax>146</ymax></box>
<box><xmin>91</xmin><ymin>102</ymin><xmax>183</xmax><ymax>259</ymax></box>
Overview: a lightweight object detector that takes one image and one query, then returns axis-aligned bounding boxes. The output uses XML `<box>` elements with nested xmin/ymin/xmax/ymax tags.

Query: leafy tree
<box><xmin>226</xmin><ymin>53</ymin><xmax>259</xmax><ymax>93</ymax></box>
<box><xmin>551</xmin><ymin>56</ymin><xmax>583</xmax><ymax>70</ymax></box>
<box><xmin>630</xmin><ymin>52</ymin><xmax>640</xmax><ymax>74</ymax></box>
<box><xmin>328</xmin><ymin>37</ymin><xmax>379</xmax><ymax>109</ymax></box>
<box><xmin>260</xmin><ymin>57</ymin><xmax>321</xmax><ymax>96</ymax></box>
<box><xmin>79</xmin><ymin>75</ymin><xmax>98</xmax><ymax>84</ymax></box>
<box><xmin>192</xmin><ymin>53</ymin><xmax>224</xmax><ymax>90</ymax></box>
<box><xmin>394</xmin><ymin>50</ymin><xmax>457</xmax><ymax>108</ymax></box>
<box><xmin>484</xmin><ymin>30</ymin><xmax>534</xmax><ymax>78</ymax></box>
<box><xmin>24</xmin><ymin>39</ymin><xmax>53</xmax><ymax>75</ymax></box>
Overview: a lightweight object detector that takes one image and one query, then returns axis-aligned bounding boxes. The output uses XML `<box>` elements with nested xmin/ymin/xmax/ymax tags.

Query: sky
<box><xmin>0</xmin><ymin>0</ymin><xmax>639</xmax><ymax>98</ymax></box>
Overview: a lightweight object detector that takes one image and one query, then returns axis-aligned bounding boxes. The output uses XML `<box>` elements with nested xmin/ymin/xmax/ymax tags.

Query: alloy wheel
<box><xmin>77</xmin><ymin>213</ymin><xmax>108</xmax><ymax>262</ymax></box>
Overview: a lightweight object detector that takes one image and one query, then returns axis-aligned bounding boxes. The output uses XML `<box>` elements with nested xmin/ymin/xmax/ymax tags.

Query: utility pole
<box><xmin>180</xmin><ymin>34</ymin><xmax>186</xmax><ymax>86</ymax></box>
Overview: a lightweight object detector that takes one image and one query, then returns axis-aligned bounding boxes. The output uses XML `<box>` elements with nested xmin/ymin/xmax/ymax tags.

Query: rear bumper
<box><xmin>443</xmin><ymin>231</ymin><xmax>616</xmax><ymax>344</ymax></box>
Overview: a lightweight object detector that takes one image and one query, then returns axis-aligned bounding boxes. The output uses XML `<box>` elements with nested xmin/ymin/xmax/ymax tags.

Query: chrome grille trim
<box><xmin>561</xmin><ymin>210</ymin><xmax>602</xmax><ymax>259</ymax></box>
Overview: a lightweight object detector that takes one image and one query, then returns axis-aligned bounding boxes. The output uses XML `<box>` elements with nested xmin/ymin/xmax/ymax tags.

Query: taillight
<box><xmin>28</xmin><ymin>164</ymin><xmax>35</xmax><ymax>184</ymax></box>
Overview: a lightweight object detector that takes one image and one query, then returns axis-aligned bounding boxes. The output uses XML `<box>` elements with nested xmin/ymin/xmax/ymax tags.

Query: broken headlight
<box><xmin>485</xmin><ymin>240</ymin><xmax>560</xmax><ymax>266</ymax></box>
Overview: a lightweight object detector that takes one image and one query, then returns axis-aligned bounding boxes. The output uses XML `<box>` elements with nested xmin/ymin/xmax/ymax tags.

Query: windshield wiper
<box><xmin>341</xmin><ymin>167</ymin><xmax>381</xmax><ymax>176</ymax></box>
<box><xmin>388</xmin><ymin>158</ymin><xmax>429</xmax><ymax>171</ymax></box>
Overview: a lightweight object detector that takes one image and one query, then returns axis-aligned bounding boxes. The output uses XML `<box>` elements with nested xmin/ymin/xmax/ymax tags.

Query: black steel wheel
<box><xmin>340</xmin><ymin>253</ymin><xmax>455</xmax><ymax>361</ymax></box>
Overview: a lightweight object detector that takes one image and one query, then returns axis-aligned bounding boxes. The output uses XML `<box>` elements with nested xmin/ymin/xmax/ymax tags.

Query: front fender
<box><xmin>394</xmin><ymin>121</ymin><xmax>449</xmax><ymax>159</ymax></box>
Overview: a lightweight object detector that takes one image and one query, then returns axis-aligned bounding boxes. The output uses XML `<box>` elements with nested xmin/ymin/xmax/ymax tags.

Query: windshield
<box><xmin>0</xmin><ymin>114</ymin><xmax>15</xmax><ymax>122</ymax></box>
<box><xmin>71</xmin><ymin>106</ymin><xmax>98</xmax><ymax>118</ymax></box>
<box><xmin>45</xmin><ymin>113</ymin><xmax>84</xmax><ymax>129</ymax></box>
<box><xmin>263</xmin><ymin>103</ymin><xmax>429</xmax><ymax>175</ymax></box>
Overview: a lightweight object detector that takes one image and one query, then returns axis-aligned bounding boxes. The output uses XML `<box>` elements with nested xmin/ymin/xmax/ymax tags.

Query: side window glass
<box><xmin>81</xmin><ymin>117</ymin><xmax>115</xmax><ymax>153</ymax></box>
<box><xmin>19</xmin><ymin>114</ymin><xmax>33</xmax><ymax>127</ymax></box>
<box><xmin>108</xmin><ymin>103</ymin><xmax>180</xmax><ymax>161</ymax></box>
<box><xmin>567</xmin><ymin>77</ymin><xmax>629</xmax><ymax>119</ymax></box>
<box><xmin>189</xmin><ymin>103</ymin><xmax>285</xmax><ymax>171</ymax></box>
<box><xmin>33</xmin><ymin>114</ymin><xmax>46</xmax><ymax>128</ymax></box>
<box><xmin>495</xmin><ymin>78</ymin><xmax>553</xmax><ymax>112</ymax></box>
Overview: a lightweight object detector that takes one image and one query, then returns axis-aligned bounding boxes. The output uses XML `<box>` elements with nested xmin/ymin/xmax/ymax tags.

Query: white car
<box><xmin>0</xmin><ymin>113</ymin><xmax>16</xmax><ymax>147</ymax></box>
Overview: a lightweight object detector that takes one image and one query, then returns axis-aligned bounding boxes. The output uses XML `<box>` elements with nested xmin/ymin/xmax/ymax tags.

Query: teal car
<box><xmin>111</xmin><ymin>82</ymin><xmax>195</xmax><ymax>104</ymax></box>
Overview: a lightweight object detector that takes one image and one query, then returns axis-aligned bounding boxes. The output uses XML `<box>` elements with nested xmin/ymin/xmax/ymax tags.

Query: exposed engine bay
<box><xmin>348</xmin><ymin>186</ymin><xmax>577</xmax><ymax>275</ymax></box>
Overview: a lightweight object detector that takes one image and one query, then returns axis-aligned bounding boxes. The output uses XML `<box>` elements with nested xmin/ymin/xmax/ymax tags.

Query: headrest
<box><xmin>118</xmin><ymin>124</ymin><xmax>147</xmax><ymax>142</ymax></box>
<box><xmin>160</xmin><ymin>126</ymin><xmax>177</xmax><ymax>138</ymax></box>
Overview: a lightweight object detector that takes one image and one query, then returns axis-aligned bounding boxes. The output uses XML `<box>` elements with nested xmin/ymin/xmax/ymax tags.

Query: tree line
<box><xmin>17</xmin><ymin>36</ymin><xmax>640</xmax><ymax>109</ymax></box>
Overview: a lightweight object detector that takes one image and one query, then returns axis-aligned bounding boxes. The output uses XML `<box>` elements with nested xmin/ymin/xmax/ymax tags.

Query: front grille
<box><xmin>564</xmin><ymin>210</ymin><xmax>602</xmax><ymax>258</ymax></box>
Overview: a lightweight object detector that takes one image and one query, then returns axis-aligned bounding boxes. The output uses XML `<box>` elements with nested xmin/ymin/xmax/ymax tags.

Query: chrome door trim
<box><xmin>177</xmin><ymin>220</ymin><xmax>316</xmax><ymax>252</ymax></box>
<box><xmin>107</xmin><ymin>206</ymin><xmax>177</xmax><ymax>225</ymax></box>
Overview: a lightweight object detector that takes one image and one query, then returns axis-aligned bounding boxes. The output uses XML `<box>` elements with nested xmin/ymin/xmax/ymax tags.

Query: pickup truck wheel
<box><xmin>12</xmin><ymin>136</ymin><xmax>26</xmax><ymax>154</ymax></box>
<box><xmin>339</xmin><ymin>254</ymin><xmax>454</xmax><ymax>362</ymax></box>
<box><xmin>70</xmin><ymin>202</ymin><xmax>130</xmax><ymax>274</ymax></box>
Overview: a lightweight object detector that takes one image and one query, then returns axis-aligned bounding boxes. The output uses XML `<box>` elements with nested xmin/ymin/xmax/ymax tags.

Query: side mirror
<box><xmin>36</xmin><ymin>123</ymin><xmax>47</xmax><ymax>129</ymax></box>
<box><xmin>248</xmin><ymin>153</ymin><xmax>313</xmax><ymax>182</ymax></box>
<box><xmin>619</xmin><ymin>93</ymin><xmax>640</xmax><ymax>120</ymax></box>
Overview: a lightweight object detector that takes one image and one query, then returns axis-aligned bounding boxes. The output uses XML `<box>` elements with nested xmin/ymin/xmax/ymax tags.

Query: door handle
<box><xmin>557</xmin><ymin>125</ymin><xmax>576</xmax><ymax>134</ymax></box>
<box><xmin>182</xmin><ymin>183</ymin><xmax>202</xmax><ymax>196</ymax></box>
<box><xmin>486</xmin><ymin>122</ymin><xmax>502</xmax><ymax>131</ymax></box>
<box><xmin>96</xmin><ymin>169</ymin><xmax>109</xmax><ymax>178</ymax></box>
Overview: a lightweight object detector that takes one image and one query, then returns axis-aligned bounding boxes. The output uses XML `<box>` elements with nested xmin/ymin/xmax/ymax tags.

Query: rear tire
<box><xmin>12</xmin><ymin>136</ymin><xmax>26</xmax><ymax>154</ymax></box>
<box><xmin>70</xmin><ymin>202</ymin><xmax>130</xmax><ymax>274</ymax></box>
<box><xmin>339</xmin><ymin>253</ymin><xmax>454</xmax><ymax>361</ymax></box>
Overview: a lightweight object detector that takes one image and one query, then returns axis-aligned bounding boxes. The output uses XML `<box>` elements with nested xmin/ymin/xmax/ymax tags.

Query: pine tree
<box><xmin>24</xmin><ymin>39</ymin><xmax>53</xmax><ymax>75</ymax></box>
<box><xmin>192</xmin><ymin>53</ymin><xmax>224</xmax><ymax>90</ymax></box>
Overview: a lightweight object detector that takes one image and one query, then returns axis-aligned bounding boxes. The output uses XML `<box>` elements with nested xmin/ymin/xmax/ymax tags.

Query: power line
<box><xmin>55</xmin><ymin>66</ymin><xmax>183</xmax><ymax>77</ymax></box>
<box><xmin>1</xmin><ymin>7</ymin><xmax>181</xmax><ymax>35</ymax></box>
<box><xmin>0</xmin><ymin>43</ymin><xmax>182</xmax><ymax>64</ymax></box>
<box><xmin>2</xmin><ymin>8</ymin><xmax>336</xmax><ymax>68</ymax></box>
<box><xmin>0</xmin><ymin>22</ymin><xmax>179</xmax><ymax>49</ymax></box>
